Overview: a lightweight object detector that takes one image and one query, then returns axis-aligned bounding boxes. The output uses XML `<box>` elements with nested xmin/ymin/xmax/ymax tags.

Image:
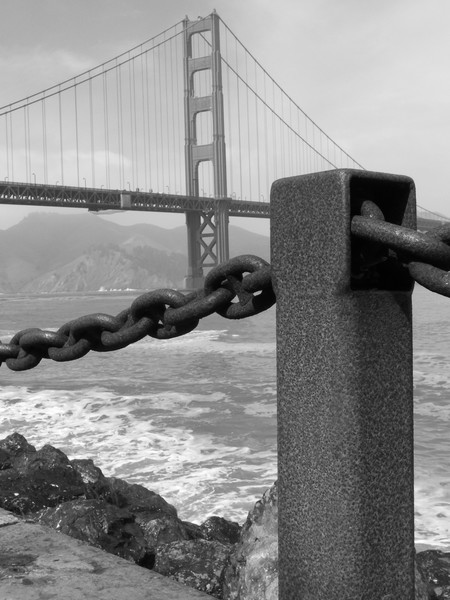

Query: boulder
<box><xmin>70</xmin><ymin>457</ymin><xmax>112</xmax><ymax>498</ymax></box>
<box><xmin>38</xmin><ymin>498</ymin><xmax>151</xmax><ymax>565</ymax></box>
<box><xmin>0</xmin><ymin>432</ymin><xmax>36</xmax><ymax>456</ymax></box>
<box><xmin>154</xmin><ymin>538</ymin><xmax>232</xmax><ymax>599</ymax></box>
<box><xmin>0</xmin><ymin>436</ymin><xmax>85</xmax><ymax>514</ymax></box>
<box><xmin>200</xmin><ymin>516</ymin><xmax>241</xmax><ymax>545</ymax></box>
<box><xmin>106</xmin><ymin>476</ymin><xmax>178</xmax><ymax>517</ymax></box>
<box><xmin>223</xmin><ymin>482</ymin><xmax>278</xmax><ymax>600</ymax></box>
<box><xmin>137</xmin><ymin>511</ymin><xmax>191</xmax><ymax>552</ymax></box>
<box><xmin>416</xmin><ymin>549</ymin><xmax>450</xmax><ymax>599</ymax></box>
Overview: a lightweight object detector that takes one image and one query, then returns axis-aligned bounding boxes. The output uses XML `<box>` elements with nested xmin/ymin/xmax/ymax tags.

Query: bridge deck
<box><xmin>0</xmin><ymin>182</ymin><xmax>270</xmax><ymax>218</ymax></box>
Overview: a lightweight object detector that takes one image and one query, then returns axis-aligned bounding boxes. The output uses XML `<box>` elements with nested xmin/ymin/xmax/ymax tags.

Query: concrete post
<box><xmin>271</xmin><ymin>169</ymin><xmax>416</xmax><ymax>599</ymax></box>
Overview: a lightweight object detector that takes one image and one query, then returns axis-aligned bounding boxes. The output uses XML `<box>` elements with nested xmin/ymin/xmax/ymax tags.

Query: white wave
<box><xmin>0</xmin><ymin>384</ymin><xmax>277</xmax><ymax>523</ymax></box>
<box><xmin>125</xmin><ymin>329</ymin><xmax>276</xmax><ymax>355</ymax></box>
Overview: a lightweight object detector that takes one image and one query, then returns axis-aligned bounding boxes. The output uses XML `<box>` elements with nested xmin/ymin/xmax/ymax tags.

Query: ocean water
<box><xmin>0</xmin><ymin>285</ymin><xmax>449</xmax><ymax>551</ymax></box>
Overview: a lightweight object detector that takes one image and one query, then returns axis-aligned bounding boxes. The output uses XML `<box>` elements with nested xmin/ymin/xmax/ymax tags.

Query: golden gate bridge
<box><xmin>0</xmin><ymin>11</ymin><xmax>370</xmax><ymax>287</ymax></box>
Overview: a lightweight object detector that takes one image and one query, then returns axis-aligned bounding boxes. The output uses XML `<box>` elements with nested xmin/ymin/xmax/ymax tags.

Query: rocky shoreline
<box><xmin>0</xmin><ymin>432</ymin><xmax>448</xmax><ymax>599</ymax></box>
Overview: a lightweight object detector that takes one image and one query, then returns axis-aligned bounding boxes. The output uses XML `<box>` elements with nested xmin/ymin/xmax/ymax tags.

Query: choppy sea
<box><xmin>0</xmin><ymin>284</ymin><xmax>449</xmax><ymax>550</ymax></box>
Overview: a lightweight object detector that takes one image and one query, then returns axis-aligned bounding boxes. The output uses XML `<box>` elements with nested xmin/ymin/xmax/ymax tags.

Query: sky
<box><xmin>0</xmin><ymin>0</ymin><xmax>449</xmax><ymax>235</ymax></box>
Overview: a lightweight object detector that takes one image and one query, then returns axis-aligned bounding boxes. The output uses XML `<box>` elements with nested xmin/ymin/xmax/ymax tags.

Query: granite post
<box><xmin>271</xmin><ymin>169</ymin><xmax>416</xmax><ymax>599</ymax></box>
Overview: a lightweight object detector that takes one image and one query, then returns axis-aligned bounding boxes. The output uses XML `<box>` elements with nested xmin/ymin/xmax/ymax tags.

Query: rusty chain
<box><xmin>1</xmin><ymin>206</ymin><xmax>450</xmax><ymax>372</ymax></box>
<box><xmin>351</xmin><ymin>200</ymin><xmax>450</xmax><ymax>295</ymax></box>
<box><xmin>0</xmin><ymin>255</ymin><xmax>275</xmax><ymax>371</ymax></box>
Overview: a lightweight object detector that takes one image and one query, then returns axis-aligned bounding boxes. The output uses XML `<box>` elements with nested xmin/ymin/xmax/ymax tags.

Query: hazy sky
<box><xmin>0</xmin><ymin>0</ymin><xmax>449</xmax><ymax>234</ymax></box>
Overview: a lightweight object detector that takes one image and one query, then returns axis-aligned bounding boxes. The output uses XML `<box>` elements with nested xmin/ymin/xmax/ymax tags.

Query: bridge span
<box><xmin>0</xmin><ymin>181</ymin><xmax>269</xmax><ymax>218</ymax></box>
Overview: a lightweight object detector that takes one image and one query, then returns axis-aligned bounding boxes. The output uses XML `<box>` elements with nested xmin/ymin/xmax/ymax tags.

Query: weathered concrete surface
<box><xmin>0</xmin><ymin>508</ymin><xmax>209</xmax><ymax>600</ymax></box>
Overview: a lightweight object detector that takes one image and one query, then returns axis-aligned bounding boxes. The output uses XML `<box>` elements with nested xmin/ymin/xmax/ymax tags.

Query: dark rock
<box><xmin>154</xmin><ymin>538</ymin><xmax>232</xmax><ymax>599</ymax></box>
<box><xmin>136</xmin><ymin>512</ymin><xmax>190</xmax><ymax>552</ymax></box>
<box><xmin>0</xmin><ymin>448</ymin><xmax>12</xmax><ymax>470</ymax></box>
<box><xmin>12</xmin><ymin>443</ymin><xmax>71</xmax><ymax>474</ymax></box>
<box><xmin>414</xmin><ymin>564</ymin><xmax>436</xmax><ymax>600</ymax></box>
<box><xmin>70</xmin><ymin>458</ymin><xmax>105</xmax><ymax>485</ymax></box>
<box><xmin>200</xmin><ymin>516</ymin><xmax>241</xmax><ymax>545</ymax></box>
<box><xmin>223</xmin><ymin>482</ymin><xmax>278</xmax><ymax>600</ymax></box>
<box><xmin>183</xmin><ymin>520</ymin><xmax>206</xmax><ymax>540</ymax></box>
<box><xmin>70</xmin><ymin>458</ymin><xmax>111</xmax><ymax>498</ymax></box>
<box><xmin>0</xmin><ymin>442</ymin><xmax>85</xmax><ymax>515</ymax></box>
<box><xmin>38</xmin><ymin>498</ymin><xmax>151</xmax><ymax>565</ymax></box>
<box><xmin>0</xmin><ymin>432</ymin><xmax>36</xmax><ymax>456</ymax></box>
<box><xmin>415</xmin><ymin>556</ymin><xmax>434</xmax><ymax>599</ymax></box>
<box><xmin>416</xmin><ymin>550</ymin><xmax>450</xmax><ymax>599</ymax></box>
<box><xmin>106</xmin><ymin>476</ymin><xmax>178</xmax><ymax>517</ymax></box>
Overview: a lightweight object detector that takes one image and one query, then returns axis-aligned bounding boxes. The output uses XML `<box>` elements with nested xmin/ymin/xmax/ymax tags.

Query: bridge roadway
<box><xmin>0</xmin><ymin>181</ymin><xmax>270</xmax><ymax>218</ymax></box>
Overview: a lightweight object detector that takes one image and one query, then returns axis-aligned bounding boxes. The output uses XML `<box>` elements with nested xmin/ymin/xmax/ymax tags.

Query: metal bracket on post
<box><xmin>271</xmin><ymin>169</ymin><xmax>416</xmax><ymax>599</ymax></box>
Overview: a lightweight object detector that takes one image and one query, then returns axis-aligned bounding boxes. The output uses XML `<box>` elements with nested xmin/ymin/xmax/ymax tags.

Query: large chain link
<box><xmin>351</xmin><ymin>201</ymin><xmax>450</xmax><ymax>295</ymax></box>
<box><xmin>0</xmin><ymin>255</ymin><xmax>275</xmax><ymax>372</ymax></box>
<box><xmin>2</xmin><ymin>206</ymin><xmax>450</xmax><ymax>372</ymax></box>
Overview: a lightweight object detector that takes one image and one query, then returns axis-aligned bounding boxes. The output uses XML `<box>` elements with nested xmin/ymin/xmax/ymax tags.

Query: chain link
<box><xmin>0</xmin><ymin>255</ymin><xmax>275</xmax><ymax>372</ymax></box>
<box><xmin>351</xmin><ymin>206</ymin><xmax>450</xmax><ymax>295</ymax></box>
<box><xmin>2</xmin><ymin>207</ymin><xmax>450</xmax><ymax>372</ymax></box>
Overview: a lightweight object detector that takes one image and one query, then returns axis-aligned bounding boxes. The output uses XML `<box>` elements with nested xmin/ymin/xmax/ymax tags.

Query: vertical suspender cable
<box><xmin>133</xmin><ymin>58</ymin><xmax>139</xmax><ymax>188</ymax></box>
<box><xmin>42</xmin><ymin>96</ymin><xmax>47</xmax><ymax>184</ymax></box>
<box><xmin>235</xmin><ymin>38</ymin><xmax>243</xmax><ymax>198</ymax></box>
<box><xmin>170</xmin><ymin>37</ymin><xmax>177</xmax><ymax>192</ymax></box>
<box><xmin>305</xmin><ymin>116</ymin><xmax>309</xmax><ymax>172</ymax></box>
<box><xmin>297</xmin><ymin>104</ymin><xmax>302</xmax><ymax>174</ymax></box>
<box><xmin>245</xmin><ymin>52</ymin><xmax>252</xmax><ymax>201</ymax></box>
<box><xmin>163</xmin><ymin>32</ymin><xmax>171</xmax><ymax>192</ymax></box>
<box><xmin>102</xmin><ymin>68</ymin><xmax>110</xmax><ymax>188</ymax></box>
<box><xmin>145</xmin><ymin>51</ymin><xmax>152</xmax><ymax>191</ymax></box>
<box><xmin>153</xmin><ymin>48</ymin><xmax>160</xmax><ymax>191</ymax></box>
<box><xmin>263</xmin><ymin>71</ymin><xmax>269</xmax><ymax>199</ymax></box>
<box><xmin>128</xmin><ymin>57</ymin><xmax>135</xmax><ymax>187</ymax></box>
<box><xmin>175</xmin><ymin>30</ymin><xmax>183</xmax><ymax>193</ymax></box>
<box><xmin>312</xmin><ymin>124</ymin><xmax>316</xmax><ymax>171</ymax></box>
<box><xmin>117</xmin><ymin>62</ymin><xmax>124</xmax><ymax>189</ymax></box>
<box><xmin>23</xmin><ymin>107</ymin><xmax>29</xmax><ymax>182</ymax></box>
<box><xmin>288</xmin><ymin>98</ymin><xmax>298</xmax><ymax>175</ymax></box>
<box><xmin>89</xmin><ymin>74</ymin><xmax>95</xmax><ymax>188</ymax></box>
<box><xmin>115</xmin><ymin>63</ymin><xmax>121</xmax><ymax>188</ymax></box>
<box><xmin>131</xmin><ymin>57</ymin><xmax>138</xmax><ymax>187</ymax></box>
<box><xmin>5</xmin><ymin>112</ymin><xmax>9</xmax><ymax>179</ymax></box>
<box><xmin>27</xmin><ymin>104</ymin><xmax>32</xmax><ymax>181</ymax></box>
<box><xmin>58</xmin><ymin>87</ymin><xmax>64</xmax><ymax>185</ymax></box>
<box><xmin>157</xmin><ymin>45</ymin><xmax>165</xmax><ymax>191</ymax></box>
<box><xmin>272</xmin><ymin>79</ymin><xmax>277</xmax><ymax>181</ymax></box>
<box><xmin>140</xmin><ymin>50</ymin><xmax>148</xmax><ymax>192</ymax></box>
<box><xmin>9</xmin><ymin>111</ymin><xmax>14</xmax><ymax>182</ymax></box>
<box><xmin>254</xmin><ymin>60</ymin><xmax>261</xmax><ymax>202</ymax></box>
<box><xmin>73</xmin><ymin>84</ymin><xmax>80</xmax><ymax>186</ymax></box>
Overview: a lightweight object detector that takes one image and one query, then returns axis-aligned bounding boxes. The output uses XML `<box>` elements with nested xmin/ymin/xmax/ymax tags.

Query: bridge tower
<box><xmin>183</xmin><ymin>11</ymin><xmax>229</xmax><ymax>289</ymax></box>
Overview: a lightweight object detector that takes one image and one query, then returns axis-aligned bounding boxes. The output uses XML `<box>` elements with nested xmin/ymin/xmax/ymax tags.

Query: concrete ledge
<box><xmin>0</xmin><ymin>508</ymin><xmax>209</xmax><ymax>599</ymax></box>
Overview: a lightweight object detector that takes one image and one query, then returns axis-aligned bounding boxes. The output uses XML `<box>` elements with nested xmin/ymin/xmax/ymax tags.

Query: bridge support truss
<box><xmin>183</xmin><ymin>11</ymin><xmax>229</xmax><ymax>288</ymax></box>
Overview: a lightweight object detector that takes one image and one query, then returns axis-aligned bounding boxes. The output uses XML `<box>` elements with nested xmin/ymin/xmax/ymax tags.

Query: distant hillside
<box><xmin>0</xmin><ymin>213</ymin><xmax>269</xmax><ymax>293</ymax></box>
